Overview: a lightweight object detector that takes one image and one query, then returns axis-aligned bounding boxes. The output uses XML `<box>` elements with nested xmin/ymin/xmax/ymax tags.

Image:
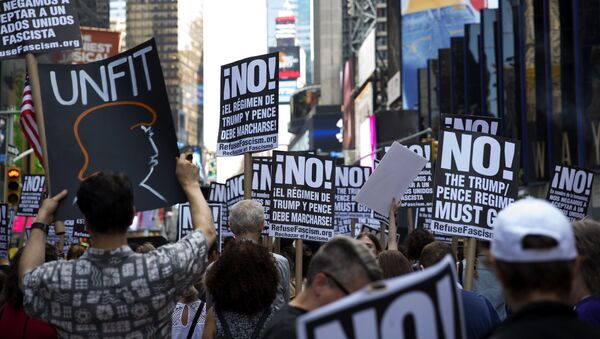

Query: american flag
<box><xmin>19</xmin><ymin>75</ymin><xmax>44</xmax><ymax>167</ymax></box>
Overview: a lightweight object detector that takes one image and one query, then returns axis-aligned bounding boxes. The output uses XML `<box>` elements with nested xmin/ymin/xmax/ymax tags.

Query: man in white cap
<box><xmin>486</xmin><ymin>198</ymin><xmax>600</xmax><ymax>338</ymax></box>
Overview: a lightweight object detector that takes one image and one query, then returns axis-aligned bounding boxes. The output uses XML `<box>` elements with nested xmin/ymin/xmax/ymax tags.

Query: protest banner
<box><xmin>401</xmin><ymin>143</ymin><xmax>434</xmax><ymax>208</ymax></box>
<box><xmin>177</xmin><ymin>202</ymin><xmax>221</xmax><ymax>241</ymax></box>
<box><xmin>431</xmin><ymin>130</ymin><xmax>520</xmax><ymax>240</ymax></box>
<box><xmin>209</xmin><ymin>182</ymin><xmax>231</xmax><ymax>239</ymax></box>
<box><xmin>356</xmin><ymin>142</ymin><xmax>428</xmax><ymax>215</ymax></box>
<box><xmin>546</xmin><ymin>165</ymin><xmax>594</xmax><ymax>221</ymax></box>
<box><xmin>269</xmin><ymin>151</ymin><xmax>336</xmax><ymax>242</ymax></box>
<box><xmin>297</xmin><ymin>255</ymin><xmax>465</xmax><ymax>339</ymax></box>
<box><xmin>0</xmin><ymin>0</ymin><xmax>82</xmax><ymax>60</ymax></box>
<box><xmin>38</xmin><ymin>39</ymin><xmax>185</xmax><ymax>219</ymax></box>
<box><xmin>217</xmin><ymin>52</ymin><xmax>279</xmax><ymax>156</ymax></box>
<box><xmin>441</xmin><ymin>113</ymin><xmax>501</xmax><ymax>135</ymax></box>
<box><xmin>16</xmin><ymin>175</ymin><xmax>45</xmax><ymax>216</ymax></box>
<box><xmin>0</xmin><ymin>204</ymin><xmax>9</xmax><ymax>259</ymax></box>
<box><xmin>252</xmin><ymin>156</ymin><xmax>272</xmax><ymax>235</ymax></box>
<box><xmin>334</xmin><ymin>165</ymin><xmax>372</xmax><ymax>219</ymax></box>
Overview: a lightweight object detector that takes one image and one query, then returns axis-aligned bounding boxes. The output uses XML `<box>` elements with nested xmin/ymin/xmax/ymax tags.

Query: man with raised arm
<box><xmin>18</xmin><ymin>154</ymin><xmax>216</xmax><ymax>338</ymax></box>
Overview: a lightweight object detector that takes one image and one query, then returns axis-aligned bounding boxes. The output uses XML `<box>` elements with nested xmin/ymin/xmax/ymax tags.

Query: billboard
<box><xmin>54</xmin><ymin>27</ymin><xmax>121</xmax><ymax>64</ymax></box>
<box><xmin>270</xmin><ymin>46</ymin><xmax>301</xmax><ymax>80</ymax></box>
<box><xmin>357</xmin><ymin>29</ymin><xmax>376</xmax><ymax>87</ymax></box>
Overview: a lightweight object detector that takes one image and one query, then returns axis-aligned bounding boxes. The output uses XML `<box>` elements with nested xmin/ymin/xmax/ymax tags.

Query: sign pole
<box><xmin>295</xmin><ymin>238</ymin><xmax>303</xmax><ymax>295</ymax></box>
<box><xmin>243</xmin><ymin>153</ymin><xmax>253</xmax><ymax>199</ymax></box>
<box><xmin>464</xmin><ymin>237</ymin><xmax>477</xmax><ymax>291</ymax></box>
<box><xmin>350</xmin><ymin>218</ymin><xmax>357</xmax><ymax>237</ymax></box>
<box><xmin>380</xmin><ymin>220</ymin><xmax>386</xmax><ymax>248</ymax></box>
<box><xmin>407</xmin><ymin>208</ymin><xmax>414</xmax><ymax>234</ymax></box>
<box><xmin>451</xmin><ymin>236</ymin><xmax>459</xmax><ymax>260</ymax></box>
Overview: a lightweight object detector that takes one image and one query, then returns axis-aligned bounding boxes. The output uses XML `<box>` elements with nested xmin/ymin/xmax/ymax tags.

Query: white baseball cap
<box><xmin>491</xmin><ymin>197</ymin><xmax>577</xmax><ymax>262</ymax></box>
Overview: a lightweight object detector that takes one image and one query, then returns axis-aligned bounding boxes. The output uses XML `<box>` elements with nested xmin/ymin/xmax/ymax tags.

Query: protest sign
<box><xmin>226</xmin><ymin>174</ymin><xmax>244</xmax><ymax>209</ymax></box>
<box><xmin>297</xmin><ymin>255</ymin><xmax>464</xmax><ymax>339</ymax></box>
<box><xmin>252</xmin><ymin>157</ymin><xmax>272</xmax><ymax>234</ymax></box>
<box><xmin>209</xmin><ymin>182</ymin><xmax>232</xmax><ymax>238</ymax></box>
<box><xmin>38</xmin><ymin>39</ymin><xmax>185</xmax><ymax>219</ymax></box>
<box><xmin>546</xmin><ymin>165</ymin><xmax>594</xmax><ymax>221</ymax></box>
<box><xmin>356</xmin><ymin>142</ymin><xmax>428</xmax><ymax>215</ymax></box>
<box><xmin>431</xmin><ymin>130</ymin><xmax>520</xmax><ymax>240</ymax></box>
<box><xmin>177</xmin><ymin>202</ymin><xmax>221</xmax><ymax>240</ymax></box>
<box><xmin>68</xmin><ymin>218</ymin><xmax>89</xmax><ymax>239</ymax></box>
<box><xmin>0</xmin><ymin>0</ymin><xmax>82</xmax><ymax>59</ymax></box>
<box><xmin>0</xmin><ymin>204</ymin><xmax>9</xmax><ymax>259</ymax></box>
<box><xmin>334</xmin><ymin>165</ymin><xmax>372</xmax><ymax>219</ymax></box>
<box><xmin>269</xmin><ymin>151</ymin><xmax>336</xmax><ymax>241</ymax></box>
<box><xmin>217</xmin><ymin>52</ymin><xmax>279</xmax><ymax>156</ymax></box>
<box><xmin>17</xmin><ymin>175</ymin><xmax>45</xmax><ymax>216</ymax></box>
<box><xmin>401</xmin><ymin>143</ymin><xmax>434</xmax><ymax>208</ymax></box>
<box><xmin>442</xmin><ymin>113</ymin><xmax>501</xmax><ymax>135</ymax></box>
<box><xmin>415</xmin><ymin>207</ymin><xmax>452</xmax><ymax>243</ymax></box>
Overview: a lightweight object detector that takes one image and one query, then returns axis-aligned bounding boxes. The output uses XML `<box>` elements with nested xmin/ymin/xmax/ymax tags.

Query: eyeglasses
<box><xmin>322</xmin><ymin>271</ymin><xmax>351</xmax><ymax>296</ymax></box>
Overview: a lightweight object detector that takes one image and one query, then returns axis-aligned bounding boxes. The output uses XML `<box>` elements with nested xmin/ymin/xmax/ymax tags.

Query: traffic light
<box><xmin>6</xmin><ymin>166</ymin><xmax>21</xmax><ymax>205</ymax></box>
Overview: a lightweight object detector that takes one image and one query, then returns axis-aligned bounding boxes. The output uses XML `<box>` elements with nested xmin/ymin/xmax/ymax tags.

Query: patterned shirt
<box><xmin>22</xmin><ymin>230</ymin><xmax>208</xmax><ymax>339</ymax></box>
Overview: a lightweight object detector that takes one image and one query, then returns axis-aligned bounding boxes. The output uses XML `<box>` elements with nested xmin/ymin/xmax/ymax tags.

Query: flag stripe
<box><xmin>19</xmin><ymin>75</ymin><xmax>44</xmax><ymax>167</ymax></box>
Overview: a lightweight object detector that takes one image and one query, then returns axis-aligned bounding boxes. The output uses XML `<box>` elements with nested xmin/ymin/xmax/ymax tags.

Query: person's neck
<box><xmin>507</xmin><ymin>291</ymin><xmax>566</xmax><ymax>312</ymax></box>
<box><xmin>290</xmin><ymin>288</ymin><xmax>320</xmax><ymax>312</ymax></box>
<box><xmin>236</xmin><ymin>232</ymin><xmax>260</xmax><ymax>243</ymax></box>
<box><xmin>90</xmin><ymin>232</ymin><xmax>128</xmax><ymax>250</ymax></box>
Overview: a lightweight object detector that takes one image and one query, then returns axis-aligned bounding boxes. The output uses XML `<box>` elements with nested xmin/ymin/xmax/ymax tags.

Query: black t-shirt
<box><xmin>260</xmin><ymin>304</ymin><xmax>308</xmax><ymax>339</ymax></box>
<box><xmin>486</xmin><ymin>301</ymin><xmax>600</xmax><ymax>339</ymax></box>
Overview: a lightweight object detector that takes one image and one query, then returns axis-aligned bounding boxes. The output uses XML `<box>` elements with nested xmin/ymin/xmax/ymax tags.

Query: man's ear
<box><xmin>311</xmin><ymin>272</ymin><xmax>329</xmax><ymax>295</ymax></box>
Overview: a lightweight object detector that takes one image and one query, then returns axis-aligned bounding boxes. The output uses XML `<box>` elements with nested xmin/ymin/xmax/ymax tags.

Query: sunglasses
<box><xmin>322</xmin><ymin>271</ymin><xmax>351</xmax><ymax>296</ymax></box>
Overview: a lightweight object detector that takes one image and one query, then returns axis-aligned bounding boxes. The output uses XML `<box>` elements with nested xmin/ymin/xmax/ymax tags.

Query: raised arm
<box><xmin>19</xmin><ymin>189</ymin><xmax>67</xmax><ymax>288</ymax></box>
<box><xmin>176</xmin><ymin>153</ymin><xmax>216</xmax><ymax>247</ymax></box>
<box><xmin>388</xmin><ymin>198</ymin><xmax>401</xmax><ymax>251</ymax></box>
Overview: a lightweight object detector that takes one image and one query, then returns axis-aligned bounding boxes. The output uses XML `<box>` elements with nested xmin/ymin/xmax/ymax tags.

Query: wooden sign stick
<box><xmin>464</xmin><ymin>237</ymin><xmax>477</xmax><ymax>291</ymax></box>
<box><xmin>295</xmin><ymin>238</ymin><xmax>303</xmax><ymax>295</ymax></box>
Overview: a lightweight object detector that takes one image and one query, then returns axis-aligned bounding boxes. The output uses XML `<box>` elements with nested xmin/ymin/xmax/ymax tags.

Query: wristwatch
<box><xmin>30</xmin><ymin>222</ymin><xmax>49</xmax><ymax>234</ymax></box>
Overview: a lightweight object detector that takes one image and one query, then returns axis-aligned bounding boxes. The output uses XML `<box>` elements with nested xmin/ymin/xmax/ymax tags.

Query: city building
<box><xmin>109</xmin><ymin>0</ymin><xmax>127</xmax><ymax>50</ymax></box>
<box><xmin>74</xmin><ymin>0</ymin><xmax>110</xmax><ymax>28</ymax></box>
<box><xmin>126</xmin><ymin>0</ymin><xmax>204</xmax><ymax>147</ymax></box>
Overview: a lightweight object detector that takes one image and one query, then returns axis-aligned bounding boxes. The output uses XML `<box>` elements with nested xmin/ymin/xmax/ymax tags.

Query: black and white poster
<box><xmin>431</xmin><ymin>130</ymin><xmax>520</xmax><ymax>240</ymax></box>
<box><xmin>177</xmin><ymin>202</ymin><xmax>221</xmax><ymax>240</ymax></box>
<box><xmin>547</xmin><ymin>165</ymin><xmax>594</xmax><ymax>221</ymax></box>
<box><xmin>67</xmin><ymin>218</ymin><xmax>89</xmax><ymax>240</ymax></box>
<box><xmin>334</xmin><ymin>165</ymin><xmax>371</xmax><ymax>219</ymax></box>
<box><xmin>217</xmin><ymin>52</ymin><xmax>279</xmax><ymax>156</ymax></box>
<box><xmin>17</xmin><ymin>175</ymin><xmax>45</xmax><ymax>216</ymax></box>
<box><xmin>252</xmin><ymin>156</ymin><xmax>272</xmax><ymax>235</ymax></box>
<box><xmin>415</xmin><ymin>207</ymin><xmax>452</xmax><ymax>243</ymax></box>
<box><xmin>226</xmin><ymin>174</ymin><xmax>244</xmax><ymax>209</ymax></box>
<box><xmin>297</xmin><ymin>255</ymin><xmax>465</xmax><ymax>339</ymax></box>
<box><xmin>0</xmin><ymin>204</ymin><xmax>9</xmax><ymax>259</ymax></box>
<box><xmin>269</xmin><ymin>151</ymin><xmax>336</xmax><ymax>241</ymax></box>
<box><xmin>209</xmin><ymin>182</ymin><xmax>231</xmax><ymax>238</ymax></box>
<box><xmin>38</xmin><ymin>39</ymin><xmax>185</xmax><ymax>219</ymax></box>
<box><xmin>442</xmin><ymin>113</ymin><xmax>501</xmax><ymax>136</ymax></box>
<box><xmin>402</xmin><ymin>143</ymin><xmax>434</xmax><ymax>208</ymax></box>
<box><xmin>0</xmin><ymin>0</ymin><xmax>82</xmax><ymax>60</ymax></box>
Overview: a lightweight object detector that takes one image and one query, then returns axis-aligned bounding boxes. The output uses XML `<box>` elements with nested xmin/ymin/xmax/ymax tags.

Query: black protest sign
<box><xmin>334</xmin><ymin>165</ymin><xmax>371</xmax><ymax>219</ymax></box>
<box><xmin>269</xmin><ymin>151</ymin><xmax>336</xmax><ymax>241</ymax></box>
<box><xmin>415</xmin><ymin>207</ymin><xmax>452</xmax><ymax>243</ymax></box>
<box><xmin>177</xmin><ymin>202</ymin><xmax>221</xmax><ymax>240</ymax></box>
<box><xmin>226</xmin><ymin>174</ymin><xmax>244</xmax><ymax>209</ymax></box>
<box><xmin>38</xmin><ymin>39</ymin><xmax>185</xmax><ymax>219</ymax></box>
<box><xmin>402</xmin><ymin>143</ymin><xmax>434</xmax><ymax>207</ymax></box>
<box><xmin>0</xmin><ymin>204</ymin><xmax>9</xmax><ymax>259</ymax></box>
<box><xmin>209</xmin><ymin>182</ymin><xmax>231</xmax><ymax>238</ymax></box>
<box><xmin>217</xmin><ymin>52</ymin><xmax>279</xmax><ymax>156</ymax></box>
<box><xmin>67</xmin><ymin>218</ymin><xmax>89</xmax><ymax>239</ymax></box>
<box><xmin>442</xmin><ymin>113</ymin><xmax>501</xmax><ymax>135</ymax></box>
<box><xmin>297</xmin><ymin>255</ymin><xmax>464</xmax><ymax>339</ymax></box>
<box><xmin>431</xmin><ymin>130</ymin><xmax>520</xmax><ymax>240</ymax></box>
<box><xmin>252</xmin><ymin>156</ymin><xmax>272</xmax><ymax>235</ymax></box>
<box><xmin>0</xmin><ymin>0</ymin><xmax>82</xmax><ymax>60</ymax></box>
<box><xmin>17</xmin><ymin>175</ymin><xmax>45</xmax><ymax>216</ymax></box>
<box><xmin>546</xmin><ymin>165</ymin><xmax>594</xmax><ymax>221</ymax></box>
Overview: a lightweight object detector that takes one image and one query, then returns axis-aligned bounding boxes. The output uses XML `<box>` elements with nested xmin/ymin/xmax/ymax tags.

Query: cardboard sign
<box><xmin>297</xmin><ymin>255</ymin><xmax>465</xmax><ymax>339</ymax></box>
<box><xmin>0</xmin><ymin>0</ymin><xmax>82</xmax><ymax>59</ymax></box>
<box><xmin>356</xmin><ymin>142</ymin><xmax>428</xmax><ymax>215</ymax></box>
<box><xmin>217</xmin><ymin>52</ymin><xmax>279</xmax><ymax>156</ymax></box>
<box><xmin>17</xmin><ymin>175</ymin><xmax>45</xmax><ymax>216</ymax></box>
<box><xmin>252</xmin><ymin>156</ymin><xmax>272</xmax><ymax>235</ymax></box>
<box><xmin>547</xmin><ymin>165</ymin><xmax>594</xmax><ymax>221</ymax></box>
<box><xmin>334</xmin><ymin>165</ymin><xmax>372</xmax><ymax>219</ymax></box>
<box><xmin>209</xmin><ymin>182</ymin><xmax>231</xmax><ymax>238</ymax></box>
<box><xmin>431</xmin><ymin>130</ymin><xmax>520</xmax><ymax>240</ymax></box>
<box><xmin>269</xmin><ymin>151</ymin><xmax>336</xmax><ymax>241</ymax></box>
<box><xmin>401</xmin><ymin>143</ymin><xmax>434</xmax><ymax>207</ymax></box>
<box><xmin>177</xmin><ymin>202</ymin><xmax>221</xmax><ymax>240</ymax></box>
<box><xmin>0</xmin><ymin>204</ymin><xmax>9</xmax><ymax>259</ymax></box>
<box><xmin>442</xmin><ymin>113</ymin><xmax>501</xmax><ymax>135</ymax></box>
<box><xmin>38</xmin><ymin>39</ymin><xmax>185</xmax><ymax>219</ymax></box>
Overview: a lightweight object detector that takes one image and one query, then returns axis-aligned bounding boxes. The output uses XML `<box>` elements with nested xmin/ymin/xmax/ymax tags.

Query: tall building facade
<box><xmin>126</xmin><ymin>0</ymin><xmax>204</xmax><ymax>146</ymax></box>
<box><xmin>109</xmin><ymin>0</ymin><xmax>127</xmax><ymax>50</ymax></box>
<box><xmin>75</xmin><ymin>0</ymin><xmax>110</xmax><ymax>28</ymax></box>
<box><xmin>313</xmin><ymin>0</ymin><xmax>343</xmax><ymax>105</ymax></box>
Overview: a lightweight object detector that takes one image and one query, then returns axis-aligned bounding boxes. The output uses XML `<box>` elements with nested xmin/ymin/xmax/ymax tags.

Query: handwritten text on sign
<box><xmin>431</xmin><ymin>130</ymin><xmax>520</xmax><ymax>240</ymax></box>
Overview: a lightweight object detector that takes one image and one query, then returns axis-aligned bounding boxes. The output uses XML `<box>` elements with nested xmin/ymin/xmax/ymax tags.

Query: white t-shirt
<box><xmin>171</xmin><ymin>300</ymin><xmax>207</xmax><ymax>339</ymax></box>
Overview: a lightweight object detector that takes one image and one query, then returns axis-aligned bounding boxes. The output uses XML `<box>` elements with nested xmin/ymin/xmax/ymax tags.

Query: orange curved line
<box><xmin>73</xmin><ymin>101</ymin><xmax>158</xmax><ymax>181</ymax></box>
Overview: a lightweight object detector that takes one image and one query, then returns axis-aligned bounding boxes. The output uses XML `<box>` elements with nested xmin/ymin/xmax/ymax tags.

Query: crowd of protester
<box><xmin>0</xmin><ymin>155</ymin><xmax>598</xmax><ymax>338</ymax></box>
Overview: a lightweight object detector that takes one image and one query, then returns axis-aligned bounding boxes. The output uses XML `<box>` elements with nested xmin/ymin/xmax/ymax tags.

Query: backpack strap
<box><xmin>186</xmin><ymin>300</ymin><xmax>205</xmax><ymax>339</ymax></box>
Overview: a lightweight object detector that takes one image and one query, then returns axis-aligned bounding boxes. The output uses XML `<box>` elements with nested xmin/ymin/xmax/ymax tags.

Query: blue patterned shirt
<box><xmin>22</xmin><ymin>230</ymin><xmax>208</xmax><ymax>338</ymax></box>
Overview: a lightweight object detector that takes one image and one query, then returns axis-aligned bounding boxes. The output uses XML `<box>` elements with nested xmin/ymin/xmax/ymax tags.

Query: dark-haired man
<box><xmin>261</xmin><ymin>236</ymin><xmax>382</xmax><ymax>339</ymax></box>
<box><xmin>18</xmin><ymin>154</ymin><xmax>215</xmax><ymax>338</ymax></box>
<box><xmin>486</xmin><ymin>198</ymin><xmax>600</xmax><ymax>339</ymax></box>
